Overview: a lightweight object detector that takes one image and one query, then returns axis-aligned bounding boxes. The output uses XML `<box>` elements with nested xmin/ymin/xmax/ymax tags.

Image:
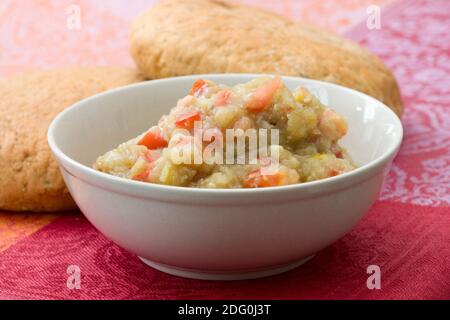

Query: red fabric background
<box><xmin>0</xmin><ymin>201</ymin><xmax>449</xmax><ymax>300</ymax></box>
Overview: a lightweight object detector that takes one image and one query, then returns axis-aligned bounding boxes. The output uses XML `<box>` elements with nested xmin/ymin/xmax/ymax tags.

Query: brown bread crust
<box><xmin>130</xmin><ymin>0</ymin><xmax>403</xmax><ymax>116</ymax></box>
<box><xmin>0</xmin><ymin>67</ymin><xmax>144</xmax><ymax>212</ymax></box>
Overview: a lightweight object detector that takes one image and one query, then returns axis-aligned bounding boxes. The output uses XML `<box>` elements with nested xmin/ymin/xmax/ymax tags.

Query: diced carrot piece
<box><xmin>137</xmin><ymin>129</ymin><xmax>167</xmax><ymax>150</ymax></box>
<box><xmin>243</xmin><ymin>169</ymin><xmax>285</xmax><ymax>188</ymax></box>
<box><xmin>189</xmin><ymin>80</ymin><xmax>208</xmax><ymax>97</ymax></box>
<box><xmin>132</xmin><ymin>164</ymin><xmax>151</xmax><ymax>182</ymax></box>
<box><xmin>243</xmin><ymin>170</ymin><xmax>261</xmax><ymax>188</ymax></box>
<box><xmin>215</xmin><ymin>90</ymin><xmax>232</xmax><ymax>106</ymax></box>
<box><xmin>175</xmin><ymin>111</ymin><xmax>201</xmax><ymax>130</ymax></box>
<box><xmin>245</xmin><ymin>77</ymin><xmax>282</xmax><ymax>113</ymax></box>
<box><xmin>328</xmin><ymin>168</ymin><xmax>341</xmax><ymax>177</ymax></box>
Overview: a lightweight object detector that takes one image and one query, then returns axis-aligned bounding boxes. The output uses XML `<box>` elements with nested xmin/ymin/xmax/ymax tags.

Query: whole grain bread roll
<box><xmin>0</xmin><ymin>67</ymin><xmax>144</xmax><ymax>212</ymax></box>
<box><xmin>130</xmin><ymin>0</ymin><xmax>403</xmax><ymax>116</ymax></box>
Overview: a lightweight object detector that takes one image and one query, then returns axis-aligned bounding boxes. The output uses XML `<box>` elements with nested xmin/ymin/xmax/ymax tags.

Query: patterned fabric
<box><xmin>0</xmin><ymin>0</ymin><xmax>449</xmax><ymax>299</ymax></box>
<box><xmin>0</xmin><ymin>202</ymin><xmax>449</xmax><ymax>300</ymax></box>
<box><xmin>347</xmin><ymin>0</ymin><xmax>450</xmax><ymax>208</ymax></box>
<box><xmin>0</xmin><ymin>213</ymin><xmax>56</xmax><ymax>252</ymax></box>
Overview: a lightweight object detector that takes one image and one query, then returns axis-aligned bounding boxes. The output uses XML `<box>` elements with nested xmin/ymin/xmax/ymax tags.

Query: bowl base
<box><xmin>138</xmin><ymin>255</ymin><xmax>314</xmax><ymax>280</ymax></box>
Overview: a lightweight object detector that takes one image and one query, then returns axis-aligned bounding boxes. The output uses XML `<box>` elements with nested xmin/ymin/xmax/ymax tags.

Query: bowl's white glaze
<box><xmin>48</xmin><ymin>74</ymin><xmax>403</xmax><ymax>280</ymax></box>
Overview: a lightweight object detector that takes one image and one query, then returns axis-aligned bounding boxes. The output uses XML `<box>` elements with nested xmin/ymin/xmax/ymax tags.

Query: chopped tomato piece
<box><xmin>215</xmin><ymin>90</ymin><xmax>231</xmax><ymax>106</ymax></box>
<box><xmin>175</xmin><ymin>111</ymin><xmax>201</xmax><ymax>130</ymax></box>
<box><xmin>245</xmin><ymin>77</ymin><xmax>282</xmax><ymax>113</ymax></box>
<box><xmin>137</xmin><ymin>129</ymin><xmax>167</xmax><ymax>150</ymax></box>
<box><xmin>243</xmin><ymin>169</ymin><xmax>285</xmax><ymax>188</ymax></box>
<box><xmin>189</xmin><ymin>79</ymin><xmax>208</xmax><ymax>97</ymax></box>
<box><xmin>328</xmin><ymin>168</ymin><xmax>342</xmax><ymax>177</ymax></box>
<box><xmin>334</xmin><ymin>150</ymin><xmax>343</xmax><ymax>159</ymax></box>
<box><xmin>132</xmin><ymin>164</ymin><xmax>151</xmax><ymax>182</ymax></box>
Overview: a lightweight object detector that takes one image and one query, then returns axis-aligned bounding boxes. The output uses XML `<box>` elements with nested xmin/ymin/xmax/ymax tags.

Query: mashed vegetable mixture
<box><xmin>94</xmin><ymin>77</ymin><xmax>356</xmax><ymax>188</ymax></box>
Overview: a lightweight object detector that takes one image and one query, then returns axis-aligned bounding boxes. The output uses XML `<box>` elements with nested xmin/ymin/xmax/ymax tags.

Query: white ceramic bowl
<box><xmin>48</xmin><ymin>74</ymin><xmax>402</xmax><ymax>280</ymax></box>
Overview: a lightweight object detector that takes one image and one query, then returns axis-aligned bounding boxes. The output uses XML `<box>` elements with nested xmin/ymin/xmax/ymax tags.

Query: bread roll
<box><xmin>130</xmin><ymin>0</ymin><xmax>403</xmax><ymax>116</ymax></box>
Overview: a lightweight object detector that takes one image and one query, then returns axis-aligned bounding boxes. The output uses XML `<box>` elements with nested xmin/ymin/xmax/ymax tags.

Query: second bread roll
<box><xmin>130</xmin><ymin>0</ymin><xmax>403</xmax><ymax>116</ymax></box>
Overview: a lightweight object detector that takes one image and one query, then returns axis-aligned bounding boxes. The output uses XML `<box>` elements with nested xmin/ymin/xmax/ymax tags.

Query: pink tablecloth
<box><xmin>0</xmin><ymin>0</ymin><xmax>449</xmax><ymax>299</ymax></box>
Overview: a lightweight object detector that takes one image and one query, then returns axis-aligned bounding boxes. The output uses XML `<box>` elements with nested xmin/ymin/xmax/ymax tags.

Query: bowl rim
<box><xmin>48</xmin><ymin>73</ymin><xmax>403</xmax><ymax>200</ymax></box>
